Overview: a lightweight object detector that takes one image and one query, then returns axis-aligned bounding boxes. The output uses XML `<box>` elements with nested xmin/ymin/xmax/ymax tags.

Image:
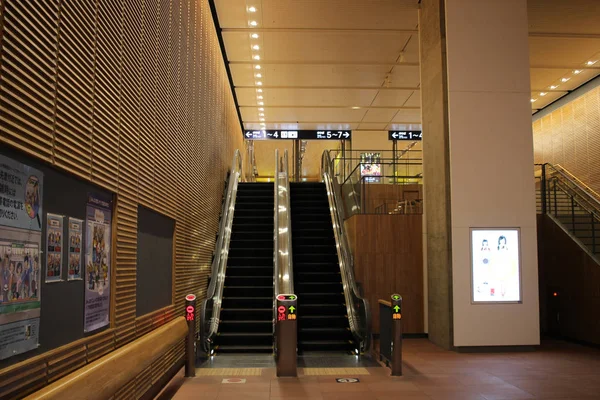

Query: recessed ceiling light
<box><xmin>252</xmin><ymin>45</ymin><xmax>260</xmax><ymax>50</ymax></box>
<box><xmin>256</xmin><ymin>81</ymin><xmax>262</xmax><ymax>86</ymax></box>
<box><xmin>540</xmin><ymin>92</ymin><xmax>547</xmax><ymax>96</ymax></box>
<box><xmin>351</xmin><ymin>107</ymin><xmax>360</xmax><ymax>110</ymax></box>
<box><xmin>573</xmin><ymin>70</ymin><xmax>582</xmax><ymax>74</ymax></box>
<box><xmin>248</xmin><ymin>6</ymin><xmax>257</xmax><ymax>12</ymax></box>
<box><xmin>587</xmin><ymin>60</ymin><xmax>597</xmax><ymax>66</ymax></box>
<box><xmin>257</xmin><ymin>95</ymin><xmax>263</xmax><ymax>100</ymax></box>
<box><xmin>530</xmin><ymin>98</ymin><xmax>536</xmax><ymax>103</ymax></box>
<box><xmin>255</xmin><ymin>73</ymin><xmax>262</xmax><ymax>78</ymax></box>
<box><xmin>561</xmin><ymin>77</ymin><xmax>570</xmax><ymax>82</ymax></box>
<box><xmin>258</xmin><ymin>102</ymin><xmax>264</xmax><ymax>105</ymax></box>
<box><xmin>260</xmin><ymin>123</ymin><xmax>266</xmax><ymax>126</ymax></box>
<box><xmin>259</xmin><ymin>113</ymin><xmax>264</xmax><ymax>117</ymax></box>
<box><xmin>252</xmin><ymin>55</ymin><xmax>260</xmax><ymax>60</ymax></box>
<box><xmin>249</xmin><ymin>20</ymin><xmax>258</xmax><ymax>26</ymax></box>
<box><xmin>255</xmin><ymin>65</ymin><xmax>261</xmax><ymax>70</ymax></box>
<box><xmin>251</xmin><ymin>33</ymin><xmax>259</xmax><ymax>39</ymax></box>
<box><xmin>257</xmin><ymin>88</ymin><xmax>263</xmax><ymax>93</ymax></box>
<box><xmin>550</xmin><ymin>85</ymin><xmax>558</xmax><ymax>89</ymax></box>
<box><xmin>259</xmin><ymin>118</ymin><xmax>265</xmax><ymax>121</ymax></box>
<box><xmin>259</xmin><ymin>107</ymin><xmax>264</xmax><ymax>111</ymax></box>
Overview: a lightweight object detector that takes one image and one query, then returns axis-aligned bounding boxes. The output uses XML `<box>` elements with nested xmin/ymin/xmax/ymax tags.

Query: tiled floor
<box><xmin>161</xmin><ymin>339</ymin><xmax>600</xmax><ymax>400</ymax></box>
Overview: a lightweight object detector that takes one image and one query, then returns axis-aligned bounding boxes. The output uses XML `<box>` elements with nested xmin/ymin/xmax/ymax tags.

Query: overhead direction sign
<box><xmin>245</xmin><ymin>130</ymin><xmax>352</xmax><ymax>140</ymax></box>
<box><xmin>388</xmin><ymin>131</ymin><xmax>422</xmax><ymax>141</ymax></box>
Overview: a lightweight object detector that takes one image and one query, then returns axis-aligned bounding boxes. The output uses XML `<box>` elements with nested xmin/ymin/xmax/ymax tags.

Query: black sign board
<box><xmin>244</xmin><ymin>130</ymin><xmax>351</xmax><ymax>140</ymax></box>
<box><xmin>388</xmin><ymin>131</ymin><xmax>422</xmax><ymax>141</ymax></box>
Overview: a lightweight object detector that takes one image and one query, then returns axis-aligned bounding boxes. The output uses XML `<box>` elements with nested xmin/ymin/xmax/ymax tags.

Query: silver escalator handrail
<box><xmin>321</xmin><ymin>151</ymin><xmax>371</xmax><ymax>353</ymax></box>
<box><xmin>201</xmin><ymin>149</ymin><xmax>243</xmax><ymax>353</ymax></box>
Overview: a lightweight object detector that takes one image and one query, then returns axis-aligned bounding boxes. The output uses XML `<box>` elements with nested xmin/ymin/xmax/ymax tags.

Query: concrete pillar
<box><xmin>419</xmin><ymin>0</ymin><xmax>540</xmax><ymax>348</ymax></box>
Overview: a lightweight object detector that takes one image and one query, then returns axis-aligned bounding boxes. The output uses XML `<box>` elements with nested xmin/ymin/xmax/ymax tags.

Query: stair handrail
<box><xmin>321</xmin><ymin>150</ymin><xmax>371</xmax><ymax>354</ymax></box>
<box><xmin>200</xmin><ymin>150</ymin><xmax>243</xmax><ymax>354</ymax></box>
<box><xmin>543</xmin><ymin>163</ymin><xmax>600</xmax><ymax>218</ymax></box>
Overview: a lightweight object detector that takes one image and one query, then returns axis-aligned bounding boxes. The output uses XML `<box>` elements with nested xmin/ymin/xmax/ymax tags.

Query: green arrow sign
<box><xmin>392</xmin><ymin>295</ymin><xmax>400</xmax><ymax>300</ymax></box>
<box><xmin>289</xmin><ymin>295</ymin><xmax>296</xmax><ymax>300</ymax></box>
<box><xmin>393</xmin><ymin>305</ymin><xmax>400</xmax><ymax>312</ymax></box>
<box><xmin>289</xmin><ymin>306</ymin><xmax>296</xmax><ymax>313</ymax></box>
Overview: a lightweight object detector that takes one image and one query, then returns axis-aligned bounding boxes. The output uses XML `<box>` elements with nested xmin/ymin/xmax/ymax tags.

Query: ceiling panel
<box><xmin>361</xmin><ymin>108</ymin><xmax>397</xmax><ymax>123</ymax></box>
<box><xmin>224</xmin><ymin>31</ymin><xmax>414</xmax><ymax>63</ymax></box>
<box><xmin>244</xmin><ymin>122</ymin><xmax>359</xmax><ymax>130</ymax></box>
<box><xmin>529</xmin><ymin>37</ymin><xmax>600</xmax><ymax>67</ymax></box>
<box><xmin>392</xmin><ymin>109</ymin><xmax>421</xmax><ymax>123</ymax></box>
<box><xmin>236</xmin><ymin>88</ymin><xmax>379</xmax><ymax>107</ymax></box>
<box><xmin>387</xmin><ymin>123</ymin><xmax>422</xmax><ymax>131</ymax></box>
<box><xmin>261</xmin><ymin>0</ymin><xmax>418</xmax><ymax>30</ymax></box>
<box><xmin>241</xmin><ymin>107</ymin><xmax>367</xmax><ymax>121</ymax></box>
<box><xmin>357</xmin><ymin>123</ymin><xmax>389</xmax><ymax>130</ymax></box>
<box><xmin>528</xmin><ymin>0</ymin><xmax>600</xmax><ymax>35</ymax></box>
<box><xmin>530</xmin><ymin>91</ymin><xmax>566</xmax><ymax>110</ymax></box>
<box><xmin>371</xmin><ymin>90</ymin><xmax>414</xmax><ymax>107</ymax></box>
<box><xmin>214</xmin><ymin>0</ymin><xmax>249</xmax><ymax>29</ymax></box>
<box><xmin>530</xmin><ymin>68</ymin><xmax>572</xmax><ymax>90</ymax></box>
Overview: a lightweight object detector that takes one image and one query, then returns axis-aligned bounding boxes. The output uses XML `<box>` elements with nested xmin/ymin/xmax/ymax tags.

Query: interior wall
<box><xmin>352</xmin><ymin>131</ymin><xmax>392</xmax><ymax>152</ymax></box>
<box><xmin>537</xmin><ymin>215</ymin><xmax>600</xmax><ymax>345</ymax></box>
<box><xmin>345</xmin><ymin>215</ymin><xmax>424</xmax><ymax>335</ymax></box>
<box><xmin>253</xmin><ymin>140</ymin><xmax>294</xmax><ymax>178</ymax></box>
<box><xmin>533</xmin><ymin>82</ymin><xmax>600</xmax><ymax>191</ymax></box>
<box><xmin>0</xmin><ymin>0</ymin><xmax>243</xmax><ymax>397</ymax></box>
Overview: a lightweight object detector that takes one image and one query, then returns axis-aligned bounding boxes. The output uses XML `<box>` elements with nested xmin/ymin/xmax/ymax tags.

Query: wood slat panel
<box><xmin>0</xmin><ymin>0</ymin><xmax>244</xmax><ymax>397</ymax></box>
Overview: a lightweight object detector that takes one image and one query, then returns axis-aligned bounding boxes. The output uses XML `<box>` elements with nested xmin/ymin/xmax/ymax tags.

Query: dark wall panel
<box><xmin>136</xmin><ymin>206</ymin><xmax>174</xmax><ymax>317</ymax></box>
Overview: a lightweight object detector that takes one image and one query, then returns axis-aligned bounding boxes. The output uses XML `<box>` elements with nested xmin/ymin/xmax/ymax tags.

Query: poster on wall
<box><xmin>0</xmin><ymin>227</ymin><xmax>42</xmax><ymax>360</ymax></box>
<box><xmin>84</xmin><ymin>195</ymin><xmax>112</xmax><ymax>332</ymax></box>
<box><xmin>0</xmin><ymin>155</ymin><xmax>43</xmax><ymax>231</ymax></box>
<box><xmin>67</xmin><ymin>218</ymin><xmax>83</xmax><ymax>281</ymax></box>
<box><xmin>45</xmin><ymin>214</ymin><xmax>63</xmax><ymax>283</ymax></box>
<box><xmin>360</xmin><ymin>152</ymin><xmax>382</xmax><ymax>183</ymax></box>
<box><xmin>471</xmin><ymin>228</ymin><xmax>521</xmax><ymax>303</ymax></box>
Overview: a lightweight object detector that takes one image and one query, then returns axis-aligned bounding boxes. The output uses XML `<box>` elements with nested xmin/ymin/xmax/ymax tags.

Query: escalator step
<box><xmin>216</xmin><ymin>345</ymin><xmax>273</xmax><ymax>354</ymax></box>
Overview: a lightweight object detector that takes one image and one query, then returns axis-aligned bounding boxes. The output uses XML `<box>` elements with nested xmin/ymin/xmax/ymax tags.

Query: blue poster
<box><xmin>84</xmin><ymin>196</ymin><xmax>112</xmax><ymax>332</ymax></box>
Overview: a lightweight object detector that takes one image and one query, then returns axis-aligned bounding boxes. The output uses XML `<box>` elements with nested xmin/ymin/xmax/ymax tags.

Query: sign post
<box><xmin>276</xmin><ymin>294</ymin><xmax>298</xmax><ymax>377</ymax></box>
<box><xmin>185</xmin><ymin>294</ymin><xmax>196</xmax><ymax>378</ymax></box>
<box><xmin>391</xmin><ymin>294</ymin><xmax>403</xmax><ymax>376</ymax></box>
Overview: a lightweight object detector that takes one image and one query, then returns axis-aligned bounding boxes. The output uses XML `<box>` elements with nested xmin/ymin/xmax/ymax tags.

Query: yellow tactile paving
<box><xmin>301</xmin><ymin>367</ymin><xmax>370</xmax><ymax>376</ymax></box>
<box><xmin>194</xmin><ymin>368</ymin><xmax>263</xmax><ymax>376</ymax></box>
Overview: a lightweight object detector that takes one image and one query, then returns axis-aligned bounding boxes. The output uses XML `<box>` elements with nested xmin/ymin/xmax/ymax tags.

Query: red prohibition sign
<box><xmin>277</xmin><ymin>306</ymin><xmax>286</xmax><ymax>314</ymax></box>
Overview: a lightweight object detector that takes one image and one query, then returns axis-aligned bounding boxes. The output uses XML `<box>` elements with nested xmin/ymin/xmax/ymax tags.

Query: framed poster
<box><xmin>45</xmin><ymin>214</ymin><xmax>63</xmax><ymax>283</ymax></box>
<box><xmin>84</xmin><ymin>195</ymin><xmax>112</xmax><ymax>332</ymax></box>
<box><xmin>470</xmin><ymin>228</ymin><xmax>522</xmax><ymax>304</ymax></box>
<box><xmin>0</xmin><ymin>155</ymin><xmax>43</xmax><ymax>231</ymax></box>
<box><xmin>67</xmin><ymin>218</ymin><xmax>83</xmax><ymax>281</ymax></box>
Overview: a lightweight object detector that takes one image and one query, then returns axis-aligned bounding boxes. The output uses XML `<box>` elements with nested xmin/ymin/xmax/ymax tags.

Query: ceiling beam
<box><xmin>235</xmin><ymin>85</ymin><xmax>420</xmax><ymax>90</ymax></box>
<box><xmin>529</xmin><ymin>32</ymin><xmax>600</xmax><ymax>39</ymax></box>
<box><xmin>222</xmin><ymin>28</ymin><xmax>419</xmax><ymax>34</ymax></box>
<box><xmin>239</xmin><ymin>105</ymin><xmax>420</xmax><ymax>109</ymax></box>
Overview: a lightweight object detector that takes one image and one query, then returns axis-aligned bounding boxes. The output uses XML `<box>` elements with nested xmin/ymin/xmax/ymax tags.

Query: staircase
<box><xmin>214</xmin><ymin>182</ymin><xmax>274</xmax><ymax>353</ymax></box>
<box><xmin>290</xmin><ymin>182</ymin><xmax>355</xmax><ymax>353</ymax></box>
<box><xmin>537</xmin><ymin>167</ymin><xmax>600</xmax><ymax>257</ymax></box>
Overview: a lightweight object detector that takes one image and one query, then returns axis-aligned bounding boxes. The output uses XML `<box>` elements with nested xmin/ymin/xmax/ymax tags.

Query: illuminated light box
<box><xmin>470</xmin><ymin>228</ymin><xmax>522</xmax><ymax>303</ymax></box>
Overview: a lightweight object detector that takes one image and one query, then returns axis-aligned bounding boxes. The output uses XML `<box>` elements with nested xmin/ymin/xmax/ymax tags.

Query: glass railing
<box><xmin>537</xmin><ymin>163</ymin><xmax>600</xmax><ymax>258</ymax></box>
<box><xmin>273</xmin><ymin>150</ymin><xmax>294</xmax><ymax>352</ymax></box>
<box><xmin>340</xmin><ymin>160</ymin><xmax>423</xmax><ymax>218</ymax></box>
<box><xmin>199</xmin><ymin>150</ymin><xmax>243</xmax><ymax>355</ymax></box>
<box><xmin>321</xmin><ymin>151</ymin><xmax>371</xmax><ymax>354</ymax></box>
<box><xmin>329</xmin><ymin>148</ymin><xmax>422</xmax><ymax>183</ymax></box>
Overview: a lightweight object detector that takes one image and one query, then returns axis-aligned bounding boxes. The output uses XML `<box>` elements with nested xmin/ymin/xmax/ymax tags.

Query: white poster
<box><xmin>471</xmin><ymin>228</ymin><xmax>521</xmax><ymax>303</ymax></box>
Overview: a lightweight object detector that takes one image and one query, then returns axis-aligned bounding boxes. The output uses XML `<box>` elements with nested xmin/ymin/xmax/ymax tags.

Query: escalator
<box><xmin>214</xmin><ymin>182</ymin><xmax>274</xmax><ymax>353</ymax></box>
<box><xmin>290</xmin><ymin>182</ymin><xmax>355</xmax><ymax>353</ymax></box>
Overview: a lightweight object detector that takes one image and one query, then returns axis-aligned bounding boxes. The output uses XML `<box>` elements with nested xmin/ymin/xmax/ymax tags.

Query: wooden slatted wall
<box><xmin>0</xmin><ymin>0</ymin><xmax>243</xmax><ymax>398</ymax></box>
<box><xmin>533</xmin><ymin>86</ymin><xmax>600</xmax><ymax>191</ymax></box>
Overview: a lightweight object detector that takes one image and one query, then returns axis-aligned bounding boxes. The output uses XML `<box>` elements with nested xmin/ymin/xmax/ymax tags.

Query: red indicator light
<box><xmin>185</xmin><ymin>294</ymin><xmax>196</xmax><ymax>301</ymax></box>
<box><xmin>278</xmin><ymin>306</ymin><xmax>286</xmax><ymax>314</ymax></box>
<box><xmin>277</xmin><ymin>295</ymin><xmax>285</xmax><ymax>301</ymax></box>
<box><xmin>553</xmin><ymin>292</ymin><xmax>558</xmax><ymax>297</ymax></box>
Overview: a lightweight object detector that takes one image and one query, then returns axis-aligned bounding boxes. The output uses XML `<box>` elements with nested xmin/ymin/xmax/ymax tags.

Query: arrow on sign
<box><xmin>288</xmin><ymin>306</ymin><xmax>296</xmax><ymax>313</ymax></box>
<box><xmin>245</xmin><ymin>132</ymin><xmax>252</xmax><ymax>138</ymax></box>
<box><xmin>343</xmin><ymin>132</ymin><xmax>350</xmax><ymax>139</ymax></box>
<box><xmin>289</xmin><ymin>295</ymin><xmax>296</xmax><ymax>300</ymax></box>
<box><xmin>392</xmin><ymin>133</ymin><xmax>398</xmax><ymax>139</ymax></box>
<box><xmin>393</xmin><ymin>305</ymin><xmax>400</xmax><ymax>312</ymax></box>
<box><xmin>392</xmin><ymin>295</ymin><xmax>400</xmax><ymax>300</ymax></box>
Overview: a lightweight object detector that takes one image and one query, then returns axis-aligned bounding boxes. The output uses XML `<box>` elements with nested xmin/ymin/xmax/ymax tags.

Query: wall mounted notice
<box><xmin>45</xmin><ymin>214</ymin><xmax>63</xmax><ymax>283</ymax></box>
<box><xmin>84</xmin><ymin>195</ymin><xmax>112</xmax><ymax>332</ymax></box>
<box><xmin>68</xmin><ymin>218</ymin><xmax>83</xmax><ymax>281</ymax></box>
<box><xmin>0</xmin><ymin>154</ymin><xmax>43</xmax><ymax>231</ymax></box>
<box><xmin>471</xmin><ymin>228</ymin><xmax>521</xmax><ymax>303</ymax></box>
<box><xmin>0</xmin><ymin>227</ymin><xmax>42</xmax><ymax>359</ymax></box>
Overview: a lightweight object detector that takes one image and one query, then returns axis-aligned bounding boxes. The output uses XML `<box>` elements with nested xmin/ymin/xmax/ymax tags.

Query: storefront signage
<box><xmin>388</xmin><ymin>131</ymin><xmax>422</xmax><ymax>141</ymax></box>
<box><xmin>244</xmin><ymin>130</ymin><xmax>352</xmax><ymax>140</ymax></box>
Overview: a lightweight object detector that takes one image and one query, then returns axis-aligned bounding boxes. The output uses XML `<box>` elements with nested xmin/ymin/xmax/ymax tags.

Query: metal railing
<box><xmin>537</xmin><ymin>163</ymin><xmax>600</xmax><ymax>258</ymax></box>
<box><xmin>321</xmin><ymin>150</ymin><xmax>371</xmax><ymax>354</ymax></box>
<box><xmin>200</xmin><ymin>150</ymin><xmax>243</xmax><ymax>355</ymax></box>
